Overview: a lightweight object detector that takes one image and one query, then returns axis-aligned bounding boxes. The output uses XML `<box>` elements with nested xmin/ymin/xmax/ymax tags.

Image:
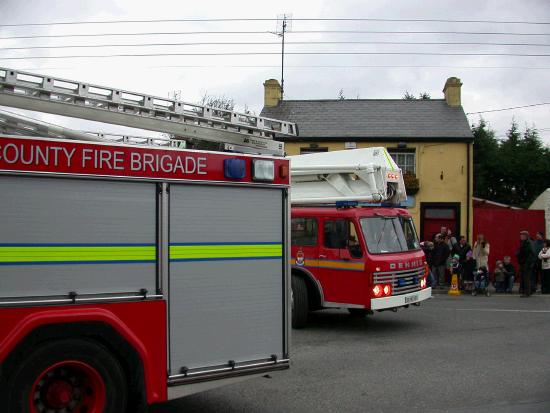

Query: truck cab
<box><xmin>290</xmin><ymin>205</ymin><xmax>431</xmax><ymax>328</ymax></box>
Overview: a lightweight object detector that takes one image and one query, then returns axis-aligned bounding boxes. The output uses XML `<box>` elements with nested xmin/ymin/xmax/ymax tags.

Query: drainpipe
<box><xmin>466</xmin><ymin>142</ymin><xmax>471</xmax><ymax>243</ymax></box>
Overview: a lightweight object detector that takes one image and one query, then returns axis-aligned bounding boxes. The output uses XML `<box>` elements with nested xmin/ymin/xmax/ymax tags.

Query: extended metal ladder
<box><xmin>0</xmin><ymin>108</ymin><xmax>187</xmax><ymax>148</ymax></box>
<box><xmin>0</xmin><ymin>67</ymin><xmax>297</xmax><ymax>156</ymax></box>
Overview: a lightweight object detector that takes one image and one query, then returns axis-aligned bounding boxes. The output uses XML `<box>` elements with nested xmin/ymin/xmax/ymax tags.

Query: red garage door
<box><xmin>421</xmin><ymin>203</ymin><xmax>460</xmax><ymax>241</ymax></box>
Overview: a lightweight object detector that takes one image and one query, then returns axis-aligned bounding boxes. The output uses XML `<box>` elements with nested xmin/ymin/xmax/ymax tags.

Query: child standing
<box><xmin>503</xmin><ymin>256</ymin><xmax>516</xmax><ymax>294</ymax></box>
<box><xmin>449</xmin><ymin>254</ymin><xmax>462</xmax><ymax>289</ymax></box>
<box><xmin>462</xmin><ymin>250</ymin><xmax>476</xmax><ymax>291</ymax></box>
<box><xmin>493</xmin><ymin>260</ymin><xmax>506</xmax><ymax>293</ymax></box>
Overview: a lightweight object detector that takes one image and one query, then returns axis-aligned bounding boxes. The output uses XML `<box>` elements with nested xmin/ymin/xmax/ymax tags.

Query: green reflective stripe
<box><xmin>0</xmin><ymin>243</ymin><xmax>282</xmax><ymax>264</ymax></box>
<box><xmin>0</xmin><ymin>246</ymin><xmax>156</xmax><ymax>263</ymax></box>
<box><xmin>170</xmin><ymin>244</ymin><xmax>282</xmax><ymax>260</ymax></box>
<box><xmin>382</xmin><ymin>148</ymin><xmax>396</xmax><ymax>171</ymax></box>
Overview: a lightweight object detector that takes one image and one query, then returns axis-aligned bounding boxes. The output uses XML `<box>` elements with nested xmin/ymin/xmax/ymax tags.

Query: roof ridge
<box><xmin>259</xmin><ymin>98</ymin><xmax>473</xmax><ymax>140</ymax></box>
<box><xmin>278</xmin><ymin>98</ymin><xmax>446</xmax><ymax>102</ymax></box>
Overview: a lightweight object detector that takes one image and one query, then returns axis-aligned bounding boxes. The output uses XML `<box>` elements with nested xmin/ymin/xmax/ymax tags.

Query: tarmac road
<box><xmin>152</xmin><ymin>294</ymin><xmax>550</xmax><ymax>413</ymax></box>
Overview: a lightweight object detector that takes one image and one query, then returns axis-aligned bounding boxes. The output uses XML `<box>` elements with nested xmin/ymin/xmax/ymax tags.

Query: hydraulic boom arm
<box><xmin>290</xmin><ymin>148</ymin><xmax>407</xmax><ymax>205</ymax></box>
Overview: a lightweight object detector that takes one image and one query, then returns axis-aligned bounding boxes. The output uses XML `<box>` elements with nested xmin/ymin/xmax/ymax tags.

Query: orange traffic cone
<box><xmin>448</xmin><ymin>273</ymin><xmax>461</xmax><ymax>296</ymax></box>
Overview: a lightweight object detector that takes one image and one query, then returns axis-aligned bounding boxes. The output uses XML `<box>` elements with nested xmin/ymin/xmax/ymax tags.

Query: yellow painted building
<box><xmin>261</xmin><ymin>77</ymin><xmax>474</xmax><ymax>242</ymax></box>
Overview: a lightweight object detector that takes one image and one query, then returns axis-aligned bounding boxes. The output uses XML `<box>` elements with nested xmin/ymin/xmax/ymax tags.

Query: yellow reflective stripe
<box><xmin>0</xmin><ymin>246</ymin><xmax>156</xmax><ymax>263</ymax></box>
<box><xmin>290</xmin><ymin>258</ymin><xmax>365</xmax><ymax>271</ymax></box>
<box><xmin>317</xmin><ymin>260</ymin><xmax>365</xmax><ymax>271</ymax></box>
<box><xmin>170</xmin><ymin>244</ymin><xmax>282</xmax><ymax>260</ymax></box>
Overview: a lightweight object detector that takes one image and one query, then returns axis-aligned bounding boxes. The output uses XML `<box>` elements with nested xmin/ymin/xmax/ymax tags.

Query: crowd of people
<box><xmin>421</xmin><ymin>227</ymin><xmax>550</xmax><ymax>297</ymax></box>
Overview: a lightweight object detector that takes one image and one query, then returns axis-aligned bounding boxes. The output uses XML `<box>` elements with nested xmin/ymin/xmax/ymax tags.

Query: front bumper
<box><xmin>370</xmin><ymin>287</ymin><xmax>431</xmax><ymax>310</ymax></box>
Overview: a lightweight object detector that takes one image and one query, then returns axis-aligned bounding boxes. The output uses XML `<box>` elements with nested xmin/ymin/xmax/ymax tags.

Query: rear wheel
<box><xmin>291</xmin><ymin>274</ymin><xmax>309</xmax><ymax>329</ymax></box>
<box><xmin>5</xmin><ymin>338</ymin><xmax>128</xmax><ymax>413</ymax></box>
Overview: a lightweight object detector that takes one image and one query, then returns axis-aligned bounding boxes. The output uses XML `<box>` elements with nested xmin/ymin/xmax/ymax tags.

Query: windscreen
<box><xmin>360</xmin><ymin>216</ymin><xmax>420</xmax><ymax>254</ymax></box>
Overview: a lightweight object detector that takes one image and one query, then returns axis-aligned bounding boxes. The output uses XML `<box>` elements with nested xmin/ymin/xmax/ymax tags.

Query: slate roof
<box><xmin>260</xmin><ymin>99</ymin><xmax>473</xmax><ymax>141</ymax></box>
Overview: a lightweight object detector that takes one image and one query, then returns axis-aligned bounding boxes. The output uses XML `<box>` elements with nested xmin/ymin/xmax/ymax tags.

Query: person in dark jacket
<box><xmin>452</xmin><ymin>236</ymin><xmax>471</xmax><ymax>285</ymax></box>
<box><xmin>503</xmin><ymin>256</ymin><xmax>516</xmax><ymax>294</ymax></box>
<box><xmin>517</xmin><ymin>230</ymin><xmax>536</xmax><ymax>297</ymax></box>
<box><xmin>493</xmin><ymin>260</ymin><xmax>507</xmax><ymax>293</ymax></box>
<box><xmin>421</xmin><ymin>241</ymin><xmax>435</xmax><ymax>287</ymax></box>
<box><xmin>452</xmin><ymin>235</ymin><xmax>472</xmax><ymax>263</ymax></box>
<box><xmin>432</xmin><ymin>234</ymin><xmax>450</xmax><ymax>287</ymax></box>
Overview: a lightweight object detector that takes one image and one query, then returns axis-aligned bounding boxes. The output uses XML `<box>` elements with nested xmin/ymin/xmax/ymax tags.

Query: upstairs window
<box><xmin>388</xmin><ymin>150</ymin><xmax>416</xmax><ymax>174</ymax></box>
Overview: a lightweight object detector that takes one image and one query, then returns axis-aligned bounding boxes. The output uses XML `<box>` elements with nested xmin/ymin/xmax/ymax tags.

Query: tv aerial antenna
<box><xmin>275</xmin><ymin>14</ymin><xmax>292</xmax><ymax>97</ymax></box>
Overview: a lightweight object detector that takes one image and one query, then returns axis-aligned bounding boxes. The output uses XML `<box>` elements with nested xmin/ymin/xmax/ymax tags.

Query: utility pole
<box><xmin>275</xmin><ymin>14</ymin><xmax>292</xmax><ymax>98</ymax></box>
<box><xmin>281</xmin><ymin>17</ymin><xmax>286</xmax><ymax>97</ymax></box>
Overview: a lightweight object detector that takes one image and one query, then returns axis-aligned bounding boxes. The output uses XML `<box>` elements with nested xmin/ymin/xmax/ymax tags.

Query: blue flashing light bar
<box><xmin>224</xmin><ymin>158</ymin><xmax>246</xmax><ymax>179</ymax></box>
<box><xmin>335</xmin><ymin>200</ymin><xmax>359</xmax><ymax>208</ymax></box>
<box><xmin>381</xmin><ymin>202</ymin><xmax>402</xmax><ymax>207</ymax></box>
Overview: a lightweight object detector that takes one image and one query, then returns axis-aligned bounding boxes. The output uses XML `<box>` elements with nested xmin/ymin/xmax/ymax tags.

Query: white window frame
<box><xmin>389</xmin><ymin>151</ymin><xmax>416</xmax><ymax>174</ymax></box>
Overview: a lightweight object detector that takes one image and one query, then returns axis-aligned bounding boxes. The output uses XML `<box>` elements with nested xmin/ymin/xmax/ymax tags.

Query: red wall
<box><xmin>473</xmin><ymin>208</ymin><xmax>545</xmax><ymax>269</ymax></box>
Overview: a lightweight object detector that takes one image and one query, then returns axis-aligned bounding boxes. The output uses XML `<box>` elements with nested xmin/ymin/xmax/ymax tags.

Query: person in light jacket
<box><xmin>533</xmin><ymin>231</ymin><xmax>545</xmax><ymax>293</ymax></box>
<box><xmin>539</xmin><ymin>239</ymin><xmax>550</xmax><ymax>294</ymax></box>
<box><xmin>473</xmin><ymin>234</ymin><xmax>490</xmax><ymax>270</ymax></box>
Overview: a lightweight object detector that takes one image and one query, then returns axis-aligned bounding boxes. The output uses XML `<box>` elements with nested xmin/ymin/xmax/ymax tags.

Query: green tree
<box><xmin>472</xmin><ymin>118</ymin><xmax>500</xmax><ymax>200</ymax></box>
<box><xmin>474</xmin><ymin>119</ymin><xmax>550</xmax><ymax>208</ymax></box>
<box><xmin>419</xmin><ymin>92</ymin><xmax>431</xmax><ymax>100</ymax></box>
<box><xmin>495</xmin><ymin>120</ymin><xmax>522</xmax><ymax>204</ymax></box>
<box><xmin>510</xmin><ymin>126</ymin><xmax>550</xmax><ymax>207</ymax></box>
<box><xmin>402</xmin><ymin>91</ymin><xmax>431</xmax><ymax>100</ymax></box>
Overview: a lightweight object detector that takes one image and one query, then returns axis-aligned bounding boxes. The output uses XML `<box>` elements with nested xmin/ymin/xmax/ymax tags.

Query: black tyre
<box><xmin>348</xmin><ymin>308</ymin><xmax>369</xmax><ymax>318</ymax></box>
<box><xmin>4</xmin><ymin>338</ymin><xmax>128</xmax><ymax>413</ymax></box>
<box><xmin>291</xmin><ymin>274</ymin><xmax>309</xmax><ymax>329</ymax></box>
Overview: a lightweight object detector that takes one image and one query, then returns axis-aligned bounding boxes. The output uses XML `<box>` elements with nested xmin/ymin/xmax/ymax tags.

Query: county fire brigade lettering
<box><xmin>0</xmin><ymin>142</ymin><xmax>207</xmax><ymax>175</ymax></box>
<box><xmin>0</xmin><ymin>143</ymin><xmax>76</xmax><ymax>167</ymax></box>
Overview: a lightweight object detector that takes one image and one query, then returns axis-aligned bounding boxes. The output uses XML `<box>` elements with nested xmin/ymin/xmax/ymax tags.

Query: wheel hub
<box><xmin>45</xmin><ymin>380</ymin><xmax>74</xmax><ymax>408</ymax></box>
<box><xmin>30</xmin><ymin>361</ymin><xmax>106</xmax><ymax>413</ymax></box>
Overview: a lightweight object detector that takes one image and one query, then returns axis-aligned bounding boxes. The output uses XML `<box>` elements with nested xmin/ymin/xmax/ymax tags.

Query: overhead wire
<box><xmin>0</xmin><ymin>31</ymin><xmax>272</xmax><ymax>41</ymax></box>
<box><xmin>2</xmin><ymin>40</ymin><xmax>550</xmax><ymax>51</ymax></box>
<box><xmin>11</xmin><ymin>64</ymin><xmax>550</xmax><ymax>71</ymax></box>
<box><xmin>466</xmin><ymin>102</ymin><xmax>550</xmax><ymax>115</ymax></box>
<box><xmin>1</xmin><ymin>29</ymin><xmax>550</xmax><ymax>41</ymax></box>
<box><xmin>1</xmin><ymin>17</ymin><xmax>550</xmax><ymax>27</ymax></box>
<box><xmin>2</xmin><ymin>51</ymin><xmax>550</xmax><ymax>60</ymax></box>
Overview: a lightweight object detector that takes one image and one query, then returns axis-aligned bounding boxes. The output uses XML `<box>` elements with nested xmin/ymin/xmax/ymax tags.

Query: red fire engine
<box><xmin>0</xmin><ymin>68</ymin><xmax>293</xmax><ymax>412</ymax></box>
<box><xmin>288</xmin><ymin>149</ymin><xmax>432</xmax><ymax>328</ymax></box>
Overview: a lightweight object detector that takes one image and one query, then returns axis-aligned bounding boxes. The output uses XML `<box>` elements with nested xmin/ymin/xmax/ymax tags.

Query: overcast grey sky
<box><xmin>1</xmin><ymin>0</ymin><xmax>549</xmax><ymax>144</ymax></box>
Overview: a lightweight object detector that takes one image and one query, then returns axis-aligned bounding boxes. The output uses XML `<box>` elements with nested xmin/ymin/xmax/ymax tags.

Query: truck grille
<box><xmin>373</xmin><ymin>267</ymin><xmax>425</xmax><ymax>296</ymax></box>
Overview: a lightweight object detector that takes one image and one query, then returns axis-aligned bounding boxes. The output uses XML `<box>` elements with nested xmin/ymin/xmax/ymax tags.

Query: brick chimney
<box><xmin>263</xmin><ymin>79</ymin><xmax>282</xmax><ymax>107</ymax></box>
<box><xmin>443</xmin><ymin>77</ymin><xmax>462</xmax><ymax>107</ymax></box>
